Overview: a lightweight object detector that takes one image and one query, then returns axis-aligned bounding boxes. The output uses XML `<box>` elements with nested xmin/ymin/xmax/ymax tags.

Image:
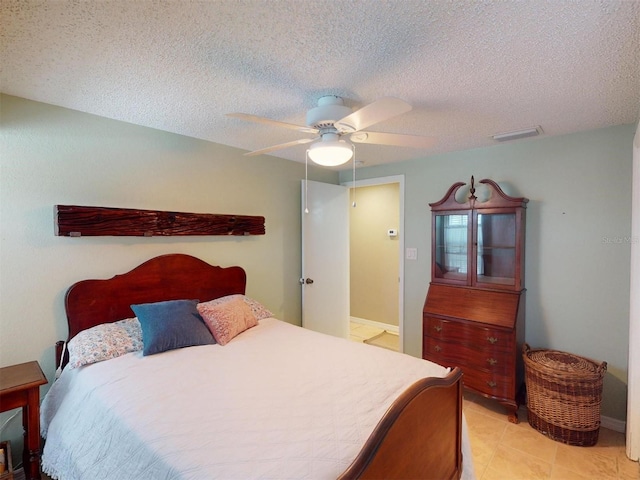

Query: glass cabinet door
<box><xmin>475</xmin><ymin>212</ymin><xmax>516</xmax><ymax>286</ymax></box>
<box><xmin>434</xmin><ymin>213</ymin><xmax>470</xmax><ymax>282</ymax></box>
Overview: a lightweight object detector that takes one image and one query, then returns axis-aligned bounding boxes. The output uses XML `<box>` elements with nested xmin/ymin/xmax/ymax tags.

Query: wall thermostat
<box><xmin>387</xmin><ymin>229</ymin><xmax>398</xmax><ymax>237</ymax></box>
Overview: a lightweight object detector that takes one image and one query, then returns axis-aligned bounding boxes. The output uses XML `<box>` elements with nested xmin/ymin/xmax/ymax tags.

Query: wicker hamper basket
<box><xmin>523</xmin><ymin>343</ymin><xmax>607</xmax><ymax>446</ymax></box>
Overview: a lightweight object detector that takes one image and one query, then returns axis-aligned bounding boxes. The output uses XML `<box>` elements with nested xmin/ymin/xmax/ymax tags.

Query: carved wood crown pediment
<box><xmin>429</xmin><ymin>176</ymin><xmax>529</xmax><ymax>211</ymax></box>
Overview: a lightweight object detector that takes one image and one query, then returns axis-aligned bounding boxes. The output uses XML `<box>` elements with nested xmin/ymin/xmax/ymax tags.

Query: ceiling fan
<box><xmin>227</xmin><ymin>95</ymin><xmax>437</xmax><ymax>166</ymax></box>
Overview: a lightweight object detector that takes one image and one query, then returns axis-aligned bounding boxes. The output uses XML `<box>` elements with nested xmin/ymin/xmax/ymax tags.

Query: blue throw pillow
<box><xmin>131</xmin><ymin>299</ymin><xmax>215</xmax><ymax>356</ymax></box>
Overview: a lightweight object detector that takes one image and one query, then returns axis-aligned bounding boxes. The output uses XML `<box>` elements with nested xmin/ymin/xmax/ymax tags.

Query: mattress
<box><xmin>41</xmin><ymin>318</ymin><xmax>475</xmax><ymax>479</ymax></box>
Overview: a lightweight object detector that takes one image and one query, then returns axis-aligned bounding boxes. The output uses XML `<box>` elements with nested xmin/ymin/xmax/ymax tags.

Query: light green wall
<box><xmin>0</xmin><ymin>94</ymin><xmax>338</xmax><ymax>460</ymax></box>
<box><xmin>341</xmin><ymin>124</ymin><xmax>635</xmax><ymax>421</ymax></box>
<box><xmin>350</xmin><ymin>183</ymin><xmax>400</xmax><ymax>326</ymax></box>
<box><xmin>0</xmin><ymin>93</ymin><xmax>633</xmax><ymax>446</ymax></box>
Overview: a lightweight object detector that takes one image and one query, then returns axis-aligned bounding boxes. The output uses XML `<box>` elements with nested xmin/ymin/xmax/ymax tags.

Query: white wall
<box><xmin>0</xmin><ymin>95</ymin><xmax>337</xmax><ymax>461</ymax></box>
<box><xmin>341</xmin><ymin>124</ymin><xmax>635</xmax><ymax>421</ymax></box>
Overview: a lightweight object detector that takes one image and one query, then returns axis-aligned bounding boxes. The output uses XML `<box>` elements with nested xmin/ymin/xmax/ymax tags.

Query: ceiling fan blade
<box><xmin>227</xmin><ymin>113</ymin><xmax>319</xmax><ymax>134</ymax></box>
<box><xmin>244</xmin><ymin>137</ymin><xmax>318</xmax><ymax>156</ymax></box>
<box><xmin>334</xmin><ymin>97</ymin><xmax>412</xmax><ymax>133</ymax></box>
<box><xmin>350</xmin><ymin>131</ymin><xmax>437</xmax><ymax>149</ymax></box>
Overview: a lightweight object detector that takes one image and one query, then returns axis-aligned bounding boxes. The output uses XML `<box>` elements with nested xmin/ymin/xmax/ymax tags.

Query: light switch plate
<box><xmin>405</xmin><ymin>248</ymin><xmax>417</xmax><ymax>260</ymax></box>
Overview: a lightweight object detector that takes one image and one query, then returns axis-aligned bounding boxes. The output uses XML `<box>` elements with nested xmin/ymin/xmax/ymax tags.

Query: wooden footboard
<box><xmin>339</xmin><ymin>367</ymin><xmax>463</xmax><ymax>480</ymax></box>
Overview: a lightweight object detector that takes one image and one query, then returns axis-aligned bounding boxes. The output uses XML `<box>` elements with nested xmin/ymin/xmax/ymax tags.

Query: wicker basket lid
<box><xmin>523</xmin><ymin>344</ymin><xmax>606</xmax><ymax>378</ymax></box>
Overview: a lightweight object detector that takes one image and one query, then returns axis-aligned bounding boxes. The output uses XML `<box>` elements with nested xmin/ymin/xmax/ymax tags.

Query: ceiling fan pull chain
<box><xmin>352</xmin><ymin>144</ymin><xmax>357</xmax><ymax>208</ymax></box>
<box><xmin>304</xmin><ymin>150</ymin><xmax>309</xmax><ymax>214</ymax></box>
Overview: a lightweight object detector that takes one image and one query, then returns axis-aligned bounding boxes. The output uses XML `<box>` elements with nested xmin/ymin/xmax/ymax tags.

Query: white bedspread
<box><xmin>42</xmin><ymin>318</ymin><xmax>475</xmax><ymax>479</ymax></box>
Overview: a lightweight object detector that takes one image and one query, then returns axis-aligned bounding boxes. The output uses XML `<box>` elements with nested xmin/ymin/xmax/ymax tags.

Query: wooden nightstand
<box><xmin>0</xmin><ymin>362</ymin><xmax>47</xmax><ymax>480</ymax></box>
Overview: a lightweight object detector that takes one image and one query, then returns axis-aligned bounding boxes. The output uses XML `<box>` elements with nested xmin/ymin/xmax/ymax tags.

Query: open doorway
<box><xmin>342</xmin><ymin>176</ymin><xmax>404</xmax><ymax>352</ymax></box>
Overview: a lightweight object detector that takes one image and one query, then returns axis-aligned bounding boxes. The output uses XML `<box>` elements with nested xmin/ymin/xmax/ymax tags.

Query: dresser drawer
<box><xmin>423</xmin><ymin>341</ymin><xmax>512</xmax><ymax>398</ymax></box>
<box><xmin>424</xmin><ymin>315</ymin><xmax>514</xmax><ymax>353</ymax></box>
<box><xmin>422</xmin><ymin>283</ymin><xmax>525</xmax><ymax>422</ymax></box>
<box><xmin>423</xmin><ymin>336</ymin><xmax>513</xmax><ymax>375</ymax></box>
<box><xmin>462</xmin><ymin>367</ymin><xmax>513</xmax><ymax>399</ymax></box>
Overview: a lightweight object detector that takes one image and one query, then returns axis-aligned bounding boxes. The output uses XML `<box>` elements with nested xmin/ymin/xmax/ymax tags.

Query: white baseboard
<box><xmin>350</xmin><ymin>316</ymin><xmax>399</xmax><ymax>334</ymax></box>
<box><xmin>601</xmin><ymin>415</ymin><xmax>626</xmax><ymax>433</ymax></box>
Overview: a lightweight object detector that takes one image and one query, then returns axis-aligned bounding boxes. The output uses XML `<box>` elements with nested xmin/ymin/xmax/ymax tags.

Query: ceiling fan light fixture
<box><xmin>308</xmin><ymin>139</ymin><xmax>353</xmax><ymax>166</ymax></box>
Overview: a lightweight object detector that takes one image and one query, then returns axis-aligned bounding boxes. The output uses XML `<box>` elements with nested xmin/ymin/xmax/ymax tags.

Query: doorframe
<box><xmin>341</xmin><ymin>175</ymin><xmax>405</xmax><ymax>353</ymax></box>
<box><xmin>627</xmin><ymin>122</ymin><xmax>639</xmax><ymax>461</ymax></box>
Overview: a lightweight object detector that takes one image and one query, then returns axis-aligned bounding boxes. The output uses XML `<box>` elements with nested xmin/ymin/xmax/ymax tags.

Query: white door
<box><xmin>301</xmin><ymin>180</ymin><xmax>350</xmax><ymax>338</ymax></box>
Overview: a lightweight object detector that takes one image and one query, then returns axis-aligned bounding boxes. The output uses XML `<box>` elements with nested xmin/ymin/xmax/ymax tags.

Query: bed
<box><xmin>41</xmin><ymin>253</ymin><xmax>475</xmax><ymax>480</ymax></box>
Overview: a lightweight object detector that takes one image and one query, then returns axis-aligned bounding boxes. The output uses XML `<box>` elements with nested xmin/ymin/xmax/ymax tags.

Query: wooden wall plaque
<box><xmin>55</xmin><ymin>205</ymin><xmax>265</xmax><ymax>237</ymax></box>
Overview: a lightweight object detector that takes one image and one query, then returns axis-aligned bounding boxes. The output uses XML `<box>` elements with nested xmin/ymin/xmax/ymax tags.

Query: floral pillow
<box><xmin>201</xmin><ymin>294</ymin><xmax>273</xmax><ymax>321</ymax></box>
<box><xmin>197</xmin><ymin>297</ymin><xmax>258</xmax><ymax>345</ymax></box>
<box><xmin>67</xmin><ymin>317</ymin><xmax>143</xmax><ymax>368</ymax></box>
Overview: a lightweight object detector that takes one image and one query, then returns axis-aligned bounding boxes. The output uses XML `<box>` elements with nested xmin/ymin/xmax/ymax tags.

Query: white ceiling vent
<box><xmin>491</xmin><ymin>126</ymin><xmax>543</xmax><ymax>142</ymax></box>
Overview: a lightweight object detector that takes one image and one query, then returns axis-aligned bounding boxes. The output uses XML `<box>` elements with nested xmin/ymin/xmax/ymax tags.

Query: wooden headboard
<box><xmin>64</xmin><ymin>254</ymin><xmax>246</xmax><ymax>340</ymax></box>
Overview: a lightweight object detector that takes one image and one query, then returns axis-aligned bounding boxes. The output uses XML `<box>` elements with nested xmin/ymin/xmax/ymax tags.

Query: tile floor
<box><xmin>464</xmin><ymin>391</ymin><xmax>639</xmax><ymax>480</ymax></box>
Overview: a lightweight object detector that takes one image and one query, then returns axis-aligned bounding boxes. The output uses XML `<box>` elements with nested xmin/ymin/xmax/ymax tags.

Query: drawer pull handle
<box><xmin>434</xmin><ymin>325</ymin><xmax>442</xmax><ymax>332</ymax></box>
<box><xmin>487</xmin><ymin>336</ymin><xmax>498</xmax><ymax>344</ymax></box>
<box><xmin>434</xmin><ymin>345</ymin><xmax>442</xmax><ymax>352</ymax></box>
<box><xmin>487</xmin><ymin>381</ymin><xmax>497</xmax><ymax>388</ymax></box>
<box><xmin>487</xmin><ymin>358</ymin><xmax>498</xmax><ymax>366</ymax></box>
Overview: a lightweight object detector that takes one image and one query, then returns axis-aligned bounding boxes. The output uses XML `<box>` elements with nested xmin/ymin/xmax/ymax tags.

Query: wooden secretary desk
<box><xmin>423</xmin><ymin>177</ymin><xmax>528</xmax><ymax>423</ymax></box>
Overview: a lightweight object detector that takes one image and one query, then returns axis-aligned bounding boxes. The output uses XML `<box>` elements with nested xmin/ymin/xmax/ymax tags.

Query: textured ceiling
<box><xmin>1</xmin><ymin>0</ymin><xmax>639</xmax><ymax>169</ymax></box>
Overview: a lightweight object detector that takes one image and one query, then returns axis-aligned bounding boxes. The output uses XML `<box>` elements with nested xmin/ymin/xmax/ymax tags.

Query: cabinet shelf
<box><xmin>437</xmin><ymin>247</ymin><xmax>468</xmax><ymax>254</ymax></box>
<box><xmin>476</xmin><ymin>275</ymin><xmax>515</xmax><ymax>285</ymax></box>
